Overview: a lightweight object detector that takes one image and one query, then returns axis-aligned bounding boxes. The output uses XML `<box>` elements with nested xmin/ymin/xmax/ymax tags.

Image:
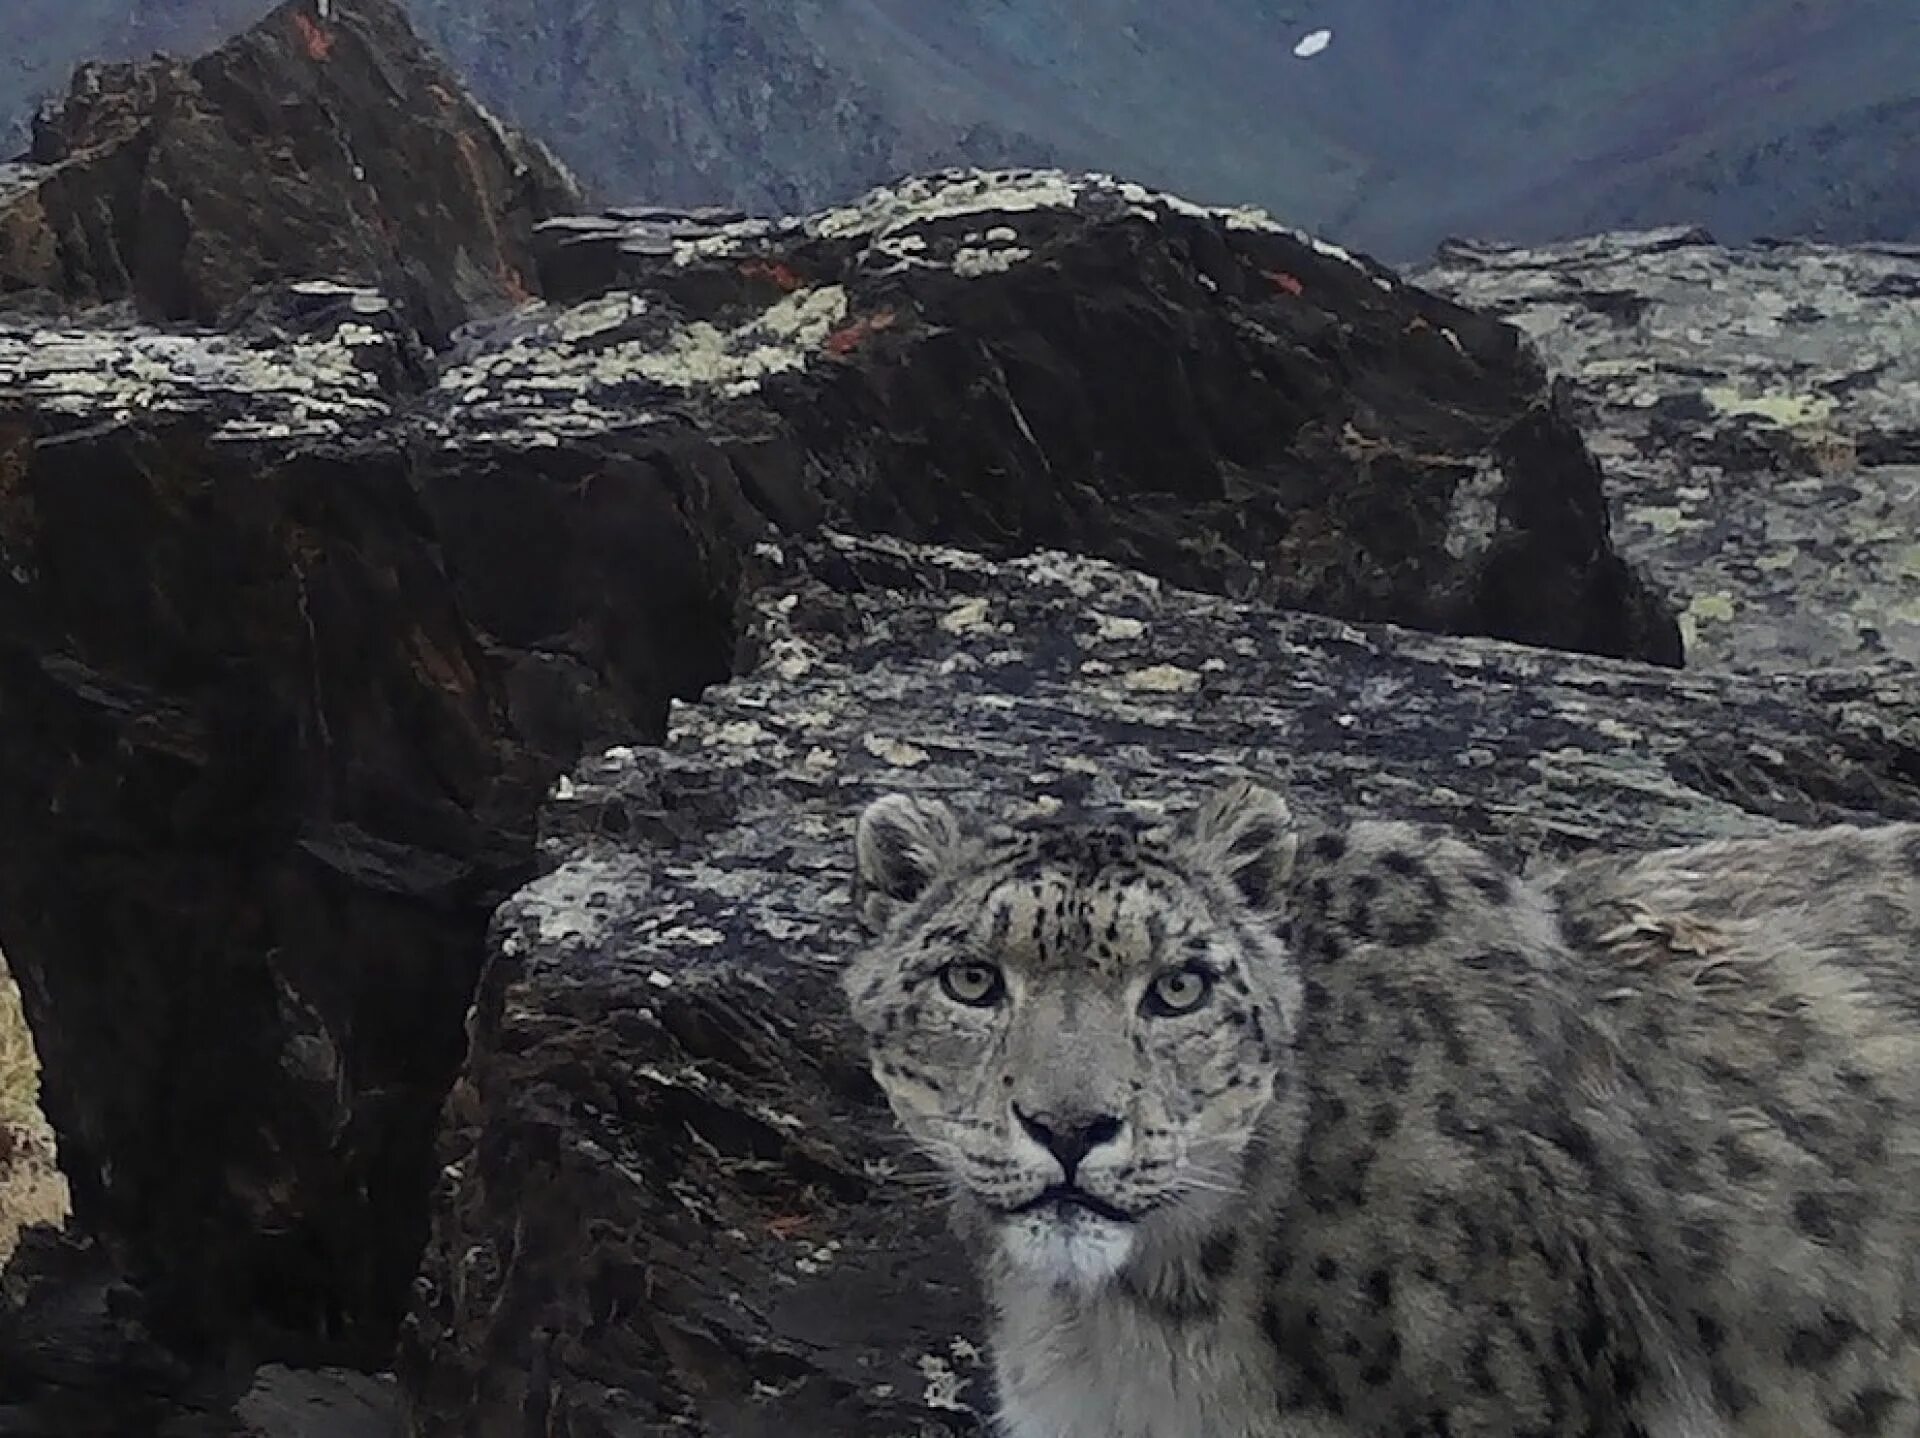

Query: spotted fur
<box><xmin>844</xmin><ymin>782</ymin><xmax>1920</xmax><ymax>1437</ymax></box>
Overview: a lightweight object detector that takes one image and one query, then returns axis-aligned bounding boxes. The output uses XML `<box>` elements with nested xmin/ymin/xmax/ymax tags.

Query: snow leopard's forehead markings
<box><xmin>845</xmin><ymin>782</ymin><xmax>1304</xmax><ymax>1294</ymax></box>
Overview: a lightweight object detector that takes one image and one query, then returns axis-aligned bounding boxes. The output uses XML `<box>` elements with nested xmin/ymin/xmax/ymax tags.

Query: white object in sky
<box><xmin>1293</xmin><ymin>28</ymin><xmax>1333</xmax><ymax>58</ymax></box>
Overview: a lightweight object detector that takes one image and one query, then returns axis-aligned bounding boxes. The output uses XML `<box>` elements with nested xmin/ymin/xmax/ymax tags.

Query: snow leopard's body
<box><xmin>843</xmin><ymin>783</ymin><xmax>1920</xmax><ymax>1437</ymax></box>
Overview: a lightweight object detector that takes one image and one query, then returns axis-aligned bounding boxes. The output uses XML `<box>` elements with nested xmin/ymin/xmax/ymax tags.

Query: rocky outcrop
<box><xmin>0</xmin><ymin>156</ymin><xmax>1682</xmax><ymax>1424</ymax></box>
<box><xmin>463</xmin><ymin>169</ymin><xmax>1684</xmax><ymax>670</ymax></box>
<box><xmin>0</xmin><ymin>405</ymin><xmax>541</xmax><ymax>1368</ymax></box>
<box><xmin>0</xmin><ymin>0</ymin><xmax>581</xmax><ymax>342</ymax></box>
<box><xmin>1418</xmin><ymin>226</ymin><xmax>1920</xmax><ymax>672</ymax></box>
<box><xmin>400</xmin><ymin>529</ymin><xmax>1919</xmax><ymax>1437</ymax></box>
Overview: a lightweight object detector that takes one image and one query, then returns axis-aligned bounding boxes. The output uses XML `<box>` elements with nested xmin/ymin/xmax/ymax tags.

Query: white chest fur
<box><xmin>989</xmin><ymin>1277</ymin><xmax>1274</xmax><ymax>1438</ymax></box>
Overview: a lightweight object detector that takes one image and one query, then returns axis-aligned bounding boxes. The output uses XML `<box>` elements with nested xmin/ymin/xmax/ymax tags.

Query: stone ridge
<box><xmin>1419</xmin><ymin>227</ymin><xmax>1920</xmax><ymax>671</ymax></box>
<box><xmin>477</xmin><ymin>168</ymin><xmax>1388</xmax><ymax>442</ymax></box>
<box><xmin>402</xmin><ymin>528</ymin><xmax>1920</xmax><ymax>1435</ymax></box>
<box><xmin>4</xmin><ymin>163</ymin><xmax>1683</xmax><ymax>668</ymax></box>
<box><xmin>0</xmin><ymin>167</ymin><xmax>1688</xmax><ymax>1383</ymax></box>
<box><xmin>542</xmin><ymin>168</ymin><xmax>1383</xmax><ymax>285</ymax></box>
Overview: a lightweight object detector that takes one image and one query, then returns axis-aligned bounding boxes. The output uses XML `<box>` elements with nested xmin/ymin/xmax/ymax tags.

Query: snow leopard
<box><xmin>843</xmin><ymin>780</ymin><xmax>1920</xmax><ymax>1437</ymax></box>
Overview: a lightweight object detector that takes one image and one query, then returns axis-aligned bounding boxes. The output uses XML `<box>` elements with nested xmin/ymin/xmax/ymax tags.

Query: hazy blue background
<box><xmin>5</xmin><ymin>0</ymin><xmax>1917</xmax><ymax>261</ymax></box>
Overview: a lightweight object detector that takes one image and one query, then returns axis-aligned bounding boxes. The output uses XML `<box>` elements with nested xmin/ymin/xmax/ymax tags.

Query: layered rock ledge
<box><xmin>401</xmin><ymin>530</ymin><xmax>1919</xmax><ymax>1437</ymax></box>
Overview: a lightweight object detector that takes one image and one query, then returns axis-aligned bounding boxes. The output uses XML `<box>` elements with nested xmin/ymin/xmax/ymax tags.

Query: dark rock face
<box><xmin>400</xmin><ymin>530</ymin><xmax>1920</xmax><ymax>1437</ymax></box>
<box><xmin>1418</xmin><ymin>226</ymin><xmax>1920</xmax><ymax>671</ymax></box>
<box><xmin>0</xmin><ymin>1223</ymin><xmax>403</xmax><ymax>1435</ymax></box>
<box><xmin>0</xmin><ymin>0</ymin><xmax>581</xmax><ymax>341</ymax></box>
<box><xmin>0</xmin><ymin>415</ymin><xmax>538</xmax><ymax>1365</ymax></box>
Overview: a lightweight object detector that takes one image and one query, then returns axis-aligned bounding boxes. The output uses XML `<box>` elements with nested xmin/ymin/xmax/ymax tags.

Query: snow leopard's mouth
<box><xmin>1007</xmin><ymin>1185</ymin><xmax>1136</xmax><ymax>1224</ymax></box>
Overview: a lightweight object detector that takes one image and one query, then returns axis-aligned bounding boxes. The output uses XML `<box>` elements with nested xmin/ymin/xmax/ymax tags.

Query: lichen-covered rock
<box><xmin>0</xmin><ymin>280</ymin><xmax>411</xmax><ymax>444</ymax></box>
<box><xmin>400</xmin><ymin>530</ymin><xmax>1919</xmax><ymax>1437</ymax></box>
<box><xmin>1418</xmin><ymin>227</ymin><xmax>1920</xmax><ymax>671</ymax></box>
<box><xmin>0</xmin><ymin>0</ymin><xmax>581</xmax><ymax>343</ymax></box>
<box><xmin>510</xmin><ymin>169</ymin><xmax>1680</xmax><ymax>667</ymax></box>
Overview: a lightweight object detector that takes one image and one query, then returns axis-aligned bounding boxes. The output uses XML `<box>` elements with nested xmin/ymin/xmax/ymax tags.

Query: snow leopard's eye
<box><xmin>1142</xmin><ymin>965</ymin><xmax>1213</xmax><ymax>1017</ymax></box>
<box><xmin>938</xmin><ymin>960</ymin><xmax>1005</xmax><ymax>1007</ymax></box>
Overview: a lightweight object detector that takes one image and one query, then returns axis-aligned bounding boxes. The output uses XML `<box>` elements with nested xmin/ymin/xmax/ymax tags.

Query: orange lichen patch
<box><xmin>823</xmin><ymin>309</ymin><xmax>899</xmax><ymax>357</ymax></box>
<box><xmin>765</xmin><ymin>1214</ymin><xmax>811</xmax><ymax>1240</ymax></box>
<box><xmin>407</xmin><ymin>624</ymin><xmax>481</xmax><ymax>698</ymax></box>
<box><xmin>1263</xmin><ymin>269</ymin><xmax>1305</xmax><ymax>297</ymax></box>
<box><xmin>291</xmin><ymin>11</ymin><xmax>335</xmax><ymax>63</ymax></box>
<box><xmin>740</xmin><ymin>259</ymin><xmax>804</xmax><ymax>293</ymax></box>
<box><xmin>497</xmin><ymin>261</ymin><xmax>533</xmax><ymax>306</ymax></box>
<box><xmin>443</xmin><ymin>128</ymin><xmax>523</xmax><ymax>301</ymax></box>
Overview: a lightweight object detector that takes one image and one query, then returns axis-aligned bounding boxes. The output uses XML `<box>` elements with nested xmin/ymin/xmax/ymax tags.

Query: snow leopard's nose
<box><xmin>1013</xmin><ymin>1105</ymin><xmax>1124</xmax><ymax>1178</ymax></box>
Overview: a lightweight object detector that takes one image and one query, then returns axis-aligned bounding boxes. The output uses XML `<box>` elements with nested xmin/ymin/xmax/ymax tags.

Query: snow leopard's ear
<box><xmin>855</xmin><ymin>793</ymin><xmax>962</xmax><ymax>932</ymax></box>
<box><xmin>1179</xmin><ymin>780</ymin><xmax>1298</xmax><ymax>911</ymax></box>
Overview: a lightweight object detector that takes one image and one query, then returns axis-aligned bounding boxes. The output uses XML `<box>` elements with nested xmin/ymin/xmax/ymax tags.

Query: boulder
<box><xmin>1418</xmin><ymin>227</ymin><xmax>1920</xmax><ymax>671</ymax></box>
<box><xmin>0</xmin><ymin>0</ymin><xmax>582</xmax><ymax>342</ymax></box>
<box><xmin>400</xmin><ymin>529</ymin><xmax>1919</xmax><ymax>1437</ymax></box>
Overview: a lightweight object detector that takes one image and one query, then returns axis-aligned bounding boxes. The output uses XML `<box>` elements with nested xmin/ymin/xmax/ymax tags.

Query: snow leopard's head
<box><xmin>844</xmin><ymin>781</ymin><xmax>1302</xmax><ymax>1288</ymax></box>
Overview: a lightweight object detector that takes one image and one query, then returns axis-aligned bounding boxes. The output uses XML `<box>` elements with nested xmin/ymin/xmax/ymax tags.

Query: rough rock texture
<box><xmin>0</xmin><ymin>404</ymin><xmax>543</xmax><ymax>1369</ymax></box>
<box><xmin>1419</xmin><ymin>226</ymin><xmax>1920</xmax><ymax>671</ymax></box>
<box><xmin>420</xmin><ymin>169</ymin><xmax>1680</xmax><ymax>670</ymax></box>
<box><xmin>401</xmin><ymin>529</ymin><xmax>1920</xmax><ymax>1437</ymax></box>
<box><xmin>0</xmin><ymin>162</ymin><xmax>1679</xmax><ymax>1412</ymax></box>
<box><xmin>0</xmin><ymin>0</ymin><xmax>581</xmax><ymax>342</ymax></box>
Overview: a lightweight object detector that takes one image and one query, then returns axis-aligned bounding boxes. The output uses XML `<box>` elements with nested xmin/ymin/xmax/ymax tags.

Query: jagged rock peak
<box><xmin>0</xmin><ymin>0</ymin><xmax>581</xmax><ymax>342</ymax></box>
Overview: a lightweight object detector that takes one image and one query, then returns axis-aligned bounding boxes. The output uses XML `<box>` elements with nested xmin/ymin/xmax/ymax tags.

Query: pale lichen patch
<box><xmin>952</xmin><ymin>244</ymin><xmax>1033</xmax><ymax>278</ymax></box>
<box><xmin>512</xmin><ymin>853</ymin><xmax>657</xmax><ymax>950</ymax></box>
<box><xmin>810</xmin><ymin>170</ymin><xmax>1083</xmax><ymax>242</ymax></box>
<box><xmin>862</xmin><ymin>735</ymin><xmax>931</xmax><ymax>767</ymax></box>
<box><xmin>916</xmin><ymin>1351</ymin><xmax>973</xmax><ymax>1412</ymax></box>
<box><xmin>939</xmin><ymin>598</ymin><xmax>994</xmax><ymax>634</ymax></box>
<box><xmin>1701</xmin><ymin>386</ymin><xmax>1836</xmax><ymax>429</ymax></box>
<box><xmin>1121</xmin><ymin>663</ymin><xmax>1203</xmax><ymax>694</ymax></box>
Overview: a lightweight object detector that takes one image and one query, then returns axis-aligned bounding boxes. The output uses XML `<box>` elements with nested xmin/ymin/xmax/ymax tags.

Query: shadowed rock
<box><xmin>400</xmin><ymin>530</ymin><xmax>1919</xmax><ymax>1436</ymax></box>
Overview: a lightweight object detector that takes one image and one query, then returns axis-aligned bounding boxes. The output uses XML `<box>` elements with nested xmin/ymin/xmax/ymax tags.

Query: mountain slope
<box><xmin>2</xmin><ymin>0</ymin><xmax>1917</xmax><ymax>260</ymax></box>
